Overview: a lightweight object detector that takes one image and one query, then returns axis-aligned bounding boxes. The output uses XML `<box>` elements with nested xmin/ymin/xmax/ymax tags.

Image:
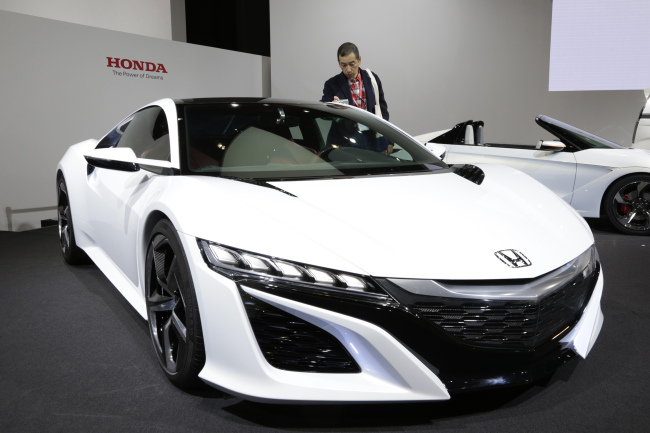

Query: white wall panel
<box><xmin>0</xmin><ymin>0</ymin><xmax>173</xmax><ymax>39</ymax></box>
<box><xmin>0</xmin><ymin>10</ymin><xmax>267</xmax><ymax>231</ymax></box>
<box><xmin>270</xmin><ymin>0</ymin><xmax>643</xmax><ymax>148</ymax></box>
<box><xmin>550</xmin><ymin>0</ymin><xmax>650</xmax><ymax>91</ymax></box>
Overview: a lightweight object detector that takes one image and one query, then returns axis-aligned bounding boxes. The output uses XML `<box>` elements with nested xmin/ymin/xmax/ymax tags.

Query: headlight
<box><xmin>579</xmin><ymin>244</ymin><xmax>597</xmax><ymax>281</ymax></box>
<box><xmin>197</xmin><ymin>239</ymin><xmax>389</xmax><ymax>297</ymax></box>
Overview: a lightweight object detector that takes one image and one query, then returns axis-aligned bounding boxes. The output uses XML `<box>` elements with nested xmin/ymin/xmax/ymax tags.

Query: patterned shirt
<box><xmin>348</xmin><ymin>72</ymin><xmax>367</xmax><ymax>110</ymax></box>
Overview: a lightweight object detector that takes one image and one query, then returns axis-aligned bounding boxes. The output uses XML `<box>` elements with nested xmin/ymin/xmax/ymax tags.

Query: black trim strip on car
<box><xmin>84</xmin><ymin>156</ymin><xmax>139</xmax><ymax>172</ymax></box>
<box><xmin>221</xmin><ymin>176</ymin><xmax>297</xmax><ymax>197</ymax></box>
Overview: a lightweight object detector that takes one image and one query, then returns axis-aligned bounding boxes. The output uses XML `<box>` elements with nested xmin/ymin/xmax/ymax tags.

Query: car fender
<box><xmin>570</xmin><ymin>149</ymin><xmax>650</xmax><ymax>217</ymax></box>
<box><xmin>571</xmin><ymin>166</ymin><xmax>650</xmax><ymax>217</ymax></box>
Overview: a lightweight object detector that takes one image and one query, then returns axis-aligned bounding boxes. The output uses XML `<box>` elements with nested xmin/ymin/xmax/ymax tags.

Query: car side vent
<box><xmin>240</xmin><ymin>290</ymin><xmax>361</xmax><ymax>373</ymax></box>
<box><xmin>451</xmin><ymin>164</ymin><xmax>485</xmax><ymax>185</ymax></box>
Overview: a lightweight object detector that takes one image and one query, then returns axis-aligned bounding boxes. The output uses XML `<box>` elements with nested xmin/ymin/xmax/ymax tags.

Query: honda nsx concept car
<box><xmin>56</xmin><ymin>98</ymin><xmax>604</xmax><ymax>403</ymax></box>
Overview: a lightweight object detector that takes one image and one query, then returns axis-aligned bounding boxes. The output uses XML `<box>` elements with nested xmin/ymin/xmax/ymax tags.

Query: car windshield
<box><xmin>181</xmin><ymin>102</ymin><xmax>447</xmax><ymax>180</ymax></box>
<box><xmin>536</xmin><ymin>115</ymin><xmax>624</xmax><ymax>150</ymax></box>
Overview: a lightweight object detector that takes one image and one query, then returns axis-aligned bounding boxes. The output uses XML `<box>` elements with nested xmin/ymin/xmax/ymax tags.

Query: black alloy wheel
<box><xmin>604</xmin><ymin>174</ymin><xmax>650</xmax><ymax>235</ymax></box>
<box><xmin>145</xmin><ymin>219</ymin><xmax>205</xmax><ymax>388</ymax></box>
<box><xmin>57</xmin><ymin>177</ymin><xmax>90</xmax><ymax>264</ymax></box>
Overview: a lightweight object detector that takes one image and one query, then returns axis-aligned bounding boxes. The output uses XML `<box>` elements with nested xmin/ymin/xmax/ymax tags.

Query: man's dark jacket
<box><xmin>321</xmin><ymin>70</ymin><xmax>389</xmax><ymax>121</ymax></box>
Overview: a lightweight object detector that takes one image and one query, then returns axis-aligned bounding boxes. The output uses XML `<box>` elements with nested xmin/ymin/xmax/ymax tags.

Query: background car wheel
<box><xmin>145</xmin><ymin>219</ymin><xmax>205</xmax><ymax>388</ymax></box>
<box><xmin>603</xmin><ymin>174</ymin><xmax>650</xmax><ymax>235</ymax></box>
<box><xmin>57</xmin><ymin>177</ymin><xmax>90</xmax><ymax>264</ymax></box>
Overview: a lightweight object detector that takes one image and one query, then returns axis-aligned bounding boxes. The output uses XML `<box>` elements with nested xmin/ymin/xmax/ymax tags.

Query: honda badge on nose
<box><xmin>495</xmin><ymin>250</ymin><xmax>532</xmax><ymax>268</ymax></box>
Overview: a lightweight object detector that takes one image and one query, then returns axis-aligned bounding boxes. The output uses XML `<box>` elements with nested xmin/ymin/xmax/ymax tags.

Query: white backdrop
<box><xmin>550</xmin><ymin>0</ymin><xmax>650</xmax><ymax>91</ymax></box>
<box><xmin>3</xmin><ymin>1</ymin><xmax>648</xmax><ymax>231</ymax></box>
<box><xmin>0</xmin><ymin>0</ymin><xmax>173</xmax><ymax>39</ymax></box>
<box><xmin>0</xmin><ymin>10</ymin><xmax>268</xmax><ymax>231</ymax></box>
<box><xmin>270</xmin><ymin>0</ymin><xmax>644</xmax><ymax>145</ymax></box>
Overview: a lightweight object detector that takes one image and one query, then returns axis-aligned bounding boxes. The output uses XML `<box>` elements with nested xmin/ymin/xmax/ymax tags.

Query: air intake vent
<box><xmin>451</xmin><ymin>164</ymin><xmax>485</xmax><ymax>185</ymax></box>
<box><xmin>241</xmin><ymin>291</ymin><xmax>360</xmax><ymax>373</ymax></box>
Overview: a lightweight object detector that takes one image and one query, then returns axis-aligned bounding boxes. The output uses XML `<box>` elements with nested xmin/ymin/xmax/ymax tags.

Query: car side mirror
<box><xmin>84</xmin><ymin>147</ymin><xmax>140</xmax><ymax>172</ymax></box>
<box><xmin>537</xmin><ymin>140</ymin><xmax>566</xmax><ymax>152</ymax></box>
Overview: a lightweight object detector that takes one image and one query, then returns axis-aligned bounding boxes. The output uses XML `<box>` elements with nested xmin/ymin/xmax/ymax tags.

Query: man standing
<box><xmin>321</xmin><ymin>42</ymin><xmax>389</xmax><ymax>122</ymax></box>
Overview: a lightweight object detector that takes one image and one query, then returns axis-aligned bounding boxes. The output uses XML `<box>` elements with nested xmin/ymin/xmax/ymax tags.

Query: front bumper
<box><xmin>181</xmin><ymin>232</ymin><xmax>604</xmax><ymax>403</ymax></box>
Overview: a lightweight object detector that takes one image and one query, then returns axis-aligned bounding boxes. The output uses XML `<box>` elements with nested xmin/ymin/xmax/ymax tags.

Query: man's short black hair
<box><xmin>337</xmin><ymin>42</ymin><xmax>359</xmax><ymax>60</ymax></box>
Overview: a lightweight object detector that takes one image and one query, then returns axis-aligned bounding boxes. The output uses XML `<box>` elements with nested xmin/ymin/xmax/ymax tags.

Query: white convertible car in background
<box><xmin>57</xmin><ymin>98</ymin><xmax>603</xmax><ymax>403</ymax></box>
<box><xmin>417</xmin><ymin>115</ymin><xmax>650</xmax><ymax>235</ymax></box>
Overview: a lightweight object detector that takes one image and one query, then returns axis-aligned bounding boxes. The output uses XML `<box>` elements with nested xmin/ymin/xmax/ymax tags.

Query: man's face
<box><xmin>338</xmin><ymin>53</ymin><xmax>361</xmax><ymax>80</ymax></box>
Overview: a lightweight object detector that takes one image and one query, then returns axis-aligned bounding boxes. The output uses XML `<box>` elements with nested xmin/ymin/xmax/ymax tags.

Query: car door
<box><xmin>444</xmin><ymin>144</ymin><xmax>578</xmax><ymax>204</ymax></box>
<box><xmin>86</xmin><ymin>105</ymin><xmax>174</xmax><ymax>286</ymax></box>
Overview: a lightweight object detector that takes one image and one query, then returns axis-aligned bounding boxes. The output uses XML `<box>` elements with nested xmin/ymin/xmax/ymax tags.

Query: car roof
<box><xmin>173</xmin><ymin>97</ymin><xmax>324</xmax><ymax>106</ymax></box>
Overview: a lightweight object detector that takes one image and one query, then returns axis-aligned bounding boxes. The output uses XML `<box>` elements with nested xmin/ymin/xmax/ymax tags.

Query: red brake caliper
<box><xmin>620</xmin><ymin>194</ymin><xmax>630</xmax><ymax>214</ymax></box>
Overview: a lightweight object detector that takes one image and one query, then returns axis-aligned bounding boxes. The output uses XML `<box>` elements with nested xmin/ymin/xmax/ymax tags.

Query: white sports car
<box><xmin>417</xmin><ymin>115</ymin><xmax>650</xmax><ymax>235</ymax></box>
<box><xmin>56</xmin><ymin>98</ymin><xmax>604</xmax><ymax>403</ymax></box>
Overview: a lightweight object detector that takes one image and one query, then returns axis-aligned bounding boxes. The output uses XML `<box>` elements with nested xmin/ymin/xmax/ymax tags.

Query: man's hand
<box><xmin>333</xmin><ymin>96</ymin><xmax>340</xmax><ymax>102</ymax></box>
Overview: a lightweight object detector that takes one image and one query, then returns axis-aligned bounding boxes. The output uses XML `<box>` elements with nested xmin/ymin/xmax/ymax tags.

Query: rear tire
<box><xmin>603</xmin><ymin>174</ymin><xmax>650</xmax><ymax>235</ymax></box>
<box><xmin>145</xmin><ymin>219</ymin><xmax>205</xmax><ymax>388</ymax></box>
<box><xmin>57</xmin><ymin>177</ymin><xmax>91</xmax><ymax>264</ymax></box>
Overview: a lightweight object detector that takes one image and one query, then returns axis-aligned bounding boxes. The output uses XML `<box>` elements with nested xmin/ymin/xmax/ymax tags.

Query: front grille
<box><xmin>241</xmin><ymin>291</ymin><xmax>360</xmax><ymax>373</ymax></box>
<box><xmin>411</xmin><ymin>265</ymin><xmax>599</xmax><ymax>350</ymax></box>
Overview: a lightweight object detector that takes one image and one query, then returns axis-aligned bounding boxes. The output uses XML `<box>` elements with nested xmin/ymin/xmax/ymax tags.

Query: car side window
<box><xmin>96</xmin><ymin>116</ymin><xmax>132</xmax><ymax>149</ymax></box>
<box><xmin>116</xmin><ymin>106</ymin><xmax>170</xmax><ymax>161</ymax></box>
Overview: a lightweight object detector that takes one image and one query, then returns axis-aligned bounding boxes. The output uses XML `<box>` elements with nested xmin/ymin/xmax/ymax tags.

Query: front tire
<box><xmin>57</xmin><ymin>177</ymin><xmax>90</xmax><ymax>264</ymax></box>
<box><xmin>145</xmin><ymin>219</ymin><xmax>205</xmax><ymax>388</ymax></box>
<box><xmin>603</xmin><ymin>174</ymin><xmax>650</xmax><ymax>235</ymax></box>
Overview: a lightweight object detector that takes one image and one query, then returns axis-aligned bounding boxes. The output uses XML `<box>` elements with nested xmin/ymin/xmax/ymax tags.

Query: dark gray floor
<box><xmin>1</xmin><ymin>222</ymin><xmax>648</xmax><ymax>432</ymax></box>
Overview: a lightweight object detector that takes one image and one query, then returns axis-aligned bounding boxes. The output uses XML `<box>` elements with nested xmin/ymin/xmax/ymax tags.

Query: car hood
<box><xmin>164</xmin><ymin>165</ymin><xmax>593</xmax><ymax>280</ymax></box>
